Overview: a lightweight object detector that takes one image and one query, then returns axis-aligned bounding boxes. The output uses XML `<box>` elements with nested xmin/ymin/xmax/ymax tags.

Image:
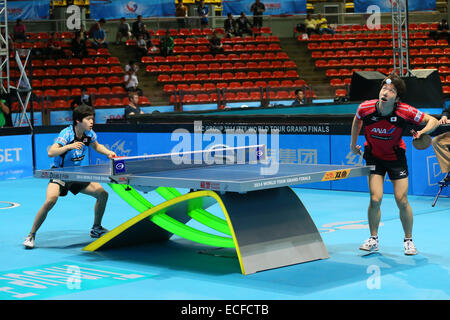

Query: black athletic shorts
<box><xmin>363</xmin><ymin>146</ymin><xmax>409</xmax><ymax>180</ymax></box>
<box><xmin>49</xmin><ymin>179</ymin><xmax>90</xmax><ymax>197</ymax></box>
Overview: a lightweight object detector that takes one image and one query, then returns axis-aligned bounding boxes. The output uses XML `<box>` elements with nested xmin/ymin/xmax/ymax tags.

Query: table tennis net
<box><xmin>111</xmin><ymin>145</ymin><xmax>267</xmax><ymax>175</ymax></box>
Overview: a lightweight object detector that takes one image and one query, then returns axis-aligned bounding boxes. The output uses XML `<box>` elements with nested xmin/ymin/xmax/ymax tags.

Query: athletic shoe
<box><xmin>360</xmin><ymin>236</ymin><xmax>379</xmax><ymax>252</ymax></box>
<box><xmin>404</xmin><ymin>239</ymin><xmax>418</xmax><ymax>255</ymax></box>
<box><xmin>90</xmin><ymin>225</ymin><xmax>109</xmax><ymax>238</ymax></box>
<box><xmin>23</xmin><ymin>234</ymin><xmax>35</xmax><ymax>249</ymax></box>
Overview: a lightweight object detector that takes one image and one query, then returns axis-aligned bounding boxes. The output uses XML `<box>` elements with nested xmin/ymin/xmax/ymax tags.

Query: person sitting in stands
<box><xmin>159</xmin><ymin>33</ymin><xmax>174</xmax><ymax>57</ymax></box>
<box><xmin>224</xmin><ymin>13</ymin><xmax>237</xmax><ymax>38</ymax></box>
<box><xmin>430</xmin><ymin>19</ymin><xmax>449</xmax><ymax>41</ymax></box>
<box><xmin>124</xmin><ymin>67</ymin><xmax>143</xmax><ymax>95</ymax></box>
<box><xmin>13</xmin><ymin>19</ymin><xmax>27</xmax><ymax>41</ymax></box>
<box><xmin>116</xmin><ymin>17</ymin><xmax>131</xmax><ymax>45</ymax></box>
<box><xmin>209</xmin><ymin>31</ymin><xmax>224</xmax><ymax>54</ymax></box>
<box><xmin>71</xmin><ymin>32</ymin><xmax>88</xmax><ymax>58</ymax></box>
<box><xmin>132</xmin><ymin>15</ymin><xmax>144</xmax><ymax>39</ymax></box>
<box><xmin>316</xmin><ymin>14</ymin><xmax>335</xmax><ymax>35</ymax></box>
<box><xmin>125</xmin><ymin>60</ymin><xmax>139</xmax><ymax>74</ymax></box>
<box><xmin>236</xmin><ymin>12</ymin><xmax>253</xmax><ymax>37</ymax></box>
<box><xmin>92</xmin><ymin>18</ymin><xmax>108</xmax><ymax>48</ymax></box>
<box><xmin>71</xmin><ymin>87</ymin><xmax>92</xmax><ymax>110</ymax></box>
<box><xmin>136</xmin><ymin>34</ymin><xmax>148</xmax><ymax>60</ymax></box>
<box><xmin>305</xmin><ymin>14</ymin><xmax>319</xmax><ymax>37</ymax></box>
<box><xmin>140</xmin><ymin>24</ymin><xmax>153</xmax><ymax>48</ymax></box>
<box><xmin>124</xmin><ymin>92</ymin><xmax>144</xmax><ymax>119</ymax></box>
<box><xmin>291</xmin><ymin>89</ymin><xmax>305</xmax><ymax>106</ymax></box>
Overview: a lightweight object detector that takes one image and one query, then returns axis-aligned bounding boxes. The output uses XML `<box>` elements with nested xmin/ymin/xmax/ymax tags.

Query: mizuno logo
<box><xmin>370</xmin><ymin>127</ymin><xmax>396</xmax><ymax>134</ymax></box>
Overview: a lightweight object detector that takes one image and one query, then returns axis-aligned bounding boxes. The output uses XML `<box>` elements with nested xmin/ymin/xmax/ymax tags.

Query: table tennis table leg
<box><xmin>218</xmin><ymin>186</ymin><xmax>329</xmax><ymax>275</ymax></box>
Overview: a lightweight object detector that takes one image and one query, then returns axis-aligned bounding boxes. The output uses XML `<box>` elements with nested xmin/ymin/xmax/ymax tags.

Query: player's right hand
<box><xmin>68</xmin><ymin>141</ymin><xmax>84</xmax><ymax>150</ymax></box>
<box><xmin>350</xmin><ymin>144</ymin><xmax>362</xmax><ymax>155</ymax></box>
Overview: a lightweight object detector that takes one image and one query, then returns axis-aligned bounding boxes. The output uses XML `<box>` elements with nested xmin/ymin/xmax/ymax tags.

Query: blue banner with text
<box><xmin>89</xmin><ymin>0</ymin><xmax>174</xmax><ymax>20</ymax></box>
<box><xmin>354</xmin><ymin>0</ymin><xmax>436</xmax><ymax>13</ymax></box>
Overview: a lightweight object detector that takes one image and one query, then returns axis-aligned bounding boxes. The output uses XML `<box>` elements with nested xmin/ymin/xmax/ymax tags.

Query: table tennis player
<box><xmin>350</xmin><ymin>73</ymin><xmax>439</xmax><ymax>255</ymax></box>
<box><xmin>23</xmin><ymin>104</ymin><xmax>117</xmax><ymax>249</ymax></box>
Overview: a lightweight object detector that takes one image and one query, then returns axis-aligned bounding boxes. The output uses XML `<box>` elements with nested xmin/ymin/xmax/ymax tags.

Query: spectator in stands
<box><xmin>124</xmin><ymin>92</ymin><xmax>144</xmax><ymax>119</ymax></box>
<box><xmin>224</xmin><ymin>13</ymin><xmax>237</xmax><ymax>38</ymax></box>
<box><xmin>159</xmin><ymin>33</ymin><xmax>174</xmax><ymax>57</ymax></box>
<box><xmin>291</xmin><ymin>89</ymin><xmax>305</xmax><ymax>106</ymax></box>
<box><xmin>430</xmin><ymin>19</ymin><xmax>449</xmax><ymax>41</ymax></box>
<box><xmin>75</xmin><ymin>25</ymin><xmax>89</xmax><ymax>40</ymax></box>
<box><xmin>250</xmin><ymin>0</ymin><xmax>265</xmax><ymax>29</ymax></box>
<box><xmin>71</xmin><ymin>87</ymin><xmax>92</xmax><ymax>110</ymax></box>
<box><xmin>92</xmin><ymin>18</ymin><xmax>108</xmax><ymax>48</ymax></box>
<box><xmin>316</xmin><ymin>14</ymin><xmax>335</xmax><ymax>35</ymax></box>
<box><xmin>13</xmin><ymin>19</ymin><xmax>27</xmax><ymax>41</ymax></box>
<box><xmin>209</xmin><ymin>30</ymin><xmax>224</xmax><ymax>54</ymax></box>
<box><xmin>71</xmin><ymin>31</ymin><xmax>88</xmax><ymax>58</ymax></box>
<box><xmin>236</xmin><ymin>12</ymin><xmax>253</xmax><ymax>37</ymax></box>
<box><xmin>124</xmin><ymin>67</ymin><xmax>143</xmax><ymax>95</ymax></box>
<box><xmin>136</xmin><ymin>34</ymin><xmax>148</xmax><ymax>60</ymax></box>
<box><xmin>125</xmin><ymin>60</ymin><xmax>139</xmax><ymax>74</ymax></box>
<box><xmin>140</xmin><ymin>24</ymin><xmax>153</xmax><ymax>48</ymax></box>
<box><xmin>197</xmin><ymin>0</ymin><xmax>209</xmax><ymax>28</ymax></box>
<box><xmin>175</xmin><ymin>0</ymin><xmax>188</xmax><ymax>29</ymax></box>
<box><xmin>305</xmin><ymin>13</ymin><xmax>319</xmax><ymax>37</ymax></box>
<box><xmin>46</xmin><ymin>32</ymin><xmax>64</xmax><ymax>58</ymax></box>
<box><xmin>88</xmin><ymin>21</ymin><xmax>100</xmax><ymax>39</ymax></box>
<box><xmin>0</xmin><ymin>98</ymin><xmax>11</xmax><ymax>128</ymax></box>
<box><xmin>132</xmin><ymin>15</ymin><xmax>144</xmax><ymax>39</ymax></box>
<box><xmin>116</xmin><ymin>17</ymin><xmax>131</xmax><ymax>45</ymax></box>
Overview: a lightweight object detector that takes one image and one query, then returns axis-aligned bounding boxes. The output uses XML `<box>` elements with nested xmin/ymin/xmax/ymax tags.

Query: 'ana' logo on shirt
<box><xmin>370</xmin><ymin>127</ymin><xmax>396</xmax><ymax>134</ymax></box>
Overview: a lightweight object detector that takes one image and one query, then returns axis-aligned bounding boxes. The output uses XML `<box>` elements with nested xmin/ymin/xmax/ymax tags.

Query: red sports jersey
<box><xmin>356</xmin><ymin>99</ymin><xmax>424</xmax><ymax>161</ymax></box>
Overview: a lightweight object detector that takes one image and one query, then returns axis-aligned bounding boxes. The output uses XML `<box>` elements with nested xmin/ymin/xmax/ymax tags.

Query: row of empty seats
<box><xmin>9</xmin><ymin>66</ymin><xmax>124</xmax><ymax>79</ymax></box>
<box><xmin>160</xmin><ymin>43</ymin><xmax>283</xmax><ymax>55</ymax></box>
<box><xmin>312</xmin><ymin>48</ymin><xmax>450</xmax><ymax>59</ymax></box>
<box><xmin>295</xmin><ymin>23</ymin><xmax>439</xmax><ymax>36</ymax></box>
<box><xmin>142</xmin><ymin>52</ymin><xmax>290</xmax><ymax>65</ymax></box>
<box><xmin>163</xmin><ymin>79</ymin><xmax>308</xmax><ymax>94</ymax></box>
<box><xmin>157</xmin><ymin>71</ymin><xmax>300</xmax><ymax>84</ymax></box>
<box><xmin>93</xmin><ymin>96</ymin><xmax>151</xmax><ymax>108</ymax></box>
<box><xmin>302</xmin><ymin>32</ymin><xmax>432</xmax><ymax>42</ymax></box>
<box><xmin>170</xmin><ymin>90</ymin><xmax>304</xmax><ymax>104</ymax></box>
<box><xmin>11</xmin><ymin>96</ymin><xmax>151</xmax><ymax>111</ymax></box>
<box><xmin>315</xmin><ymin>57</ymin><xmax>450</xmax><ymax>68</ymax></box>
<box><xmin>30</xmin><ymin>77</ymin><xmax>124</xmax><ymax>93</ymax></box>
<box><xmin>147</xmin><ymin>61</ymin><xmax>297</xmax><ymax>74</ymax></box>
<box><xmin>29</xmin><ymin>57</ymin><xmax>120</xmax><ymax>68</ymax></box>
<box><xmin>307</xmin><ymin>39</ymin><xmax>448</xmax><ymax>50</ymax></box>
<box><xmin>127</xmin><ymin>35</ymin><xmax>280</xmax><ymax>48</ymax></box>
<box><xmin>31</xmin><ymin>77</ymin><xmax>127</xmax><ymax>90</ymax></box>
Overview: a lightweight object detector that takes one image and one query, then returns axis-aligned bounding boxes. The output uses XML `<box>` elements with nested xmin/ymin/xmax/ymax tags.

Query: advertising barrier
<box><xmin>0</xmin><ymin>134</ymin><xmax>33</xmax><ymax>180</ymax></box>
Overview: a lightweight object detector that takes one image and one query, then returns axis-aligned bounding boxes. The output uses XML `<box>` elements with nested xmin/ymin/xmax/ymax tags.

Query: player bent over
<box><xmin>350</xmin><ymin>74</ymin><xmax>439</xmax><ymax>255</ymax></box>
<box><xmin>23</xmin><ymin>104</ymin><xmax>117</xmax><ymax>249</ymax></box>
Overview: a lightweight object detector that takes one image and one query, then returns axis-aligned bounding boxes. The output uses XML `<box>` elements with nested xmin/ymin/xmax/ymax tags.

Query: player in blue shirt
<box><xmin>24</xmin><ymin>105</ymin><xmax>116</xmax><ymax>249</ymax></box>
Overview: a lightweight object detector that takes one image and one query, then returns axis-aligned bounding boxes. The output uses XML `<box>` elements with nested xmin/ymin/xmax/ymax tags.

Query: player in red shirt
<box><xmin>350</xmin><ymin>73</ymin><xmax>439</xmax><ymax>255</ymax></box>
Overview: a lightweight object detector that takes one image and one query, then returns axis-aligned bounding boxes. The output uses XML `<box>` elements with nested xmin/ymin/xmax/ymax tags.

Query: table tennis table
<box><xmin>34</xmin><ymin>145</ymin><xmax>373</xmax><ymax>275</ymax></box>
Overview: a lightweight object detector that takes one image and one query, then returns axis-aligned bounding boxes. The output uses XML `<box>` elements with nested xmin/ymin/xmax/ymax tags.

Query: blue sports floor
<box><xmin>1</xmin><ymin>178</ymin><xmax>449</xmax><ymax>301</ymax></box>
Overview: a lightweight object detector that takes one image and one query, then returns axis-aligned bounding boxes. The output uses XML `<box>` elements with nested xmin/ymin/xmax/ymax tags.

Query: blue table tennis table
<box><xmin>34</xmin><ymin>146</ymin><xmax>373</xmax><ymax>275</ymax></box>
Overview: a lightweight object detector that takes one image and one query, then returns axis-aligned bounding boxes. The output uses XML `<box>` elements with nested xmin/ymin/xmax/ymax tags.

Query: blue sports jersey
<box><xmin>53</xmin><ymin>125</ymin><xmax>97</xmax><ymax>168</ymax></box>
